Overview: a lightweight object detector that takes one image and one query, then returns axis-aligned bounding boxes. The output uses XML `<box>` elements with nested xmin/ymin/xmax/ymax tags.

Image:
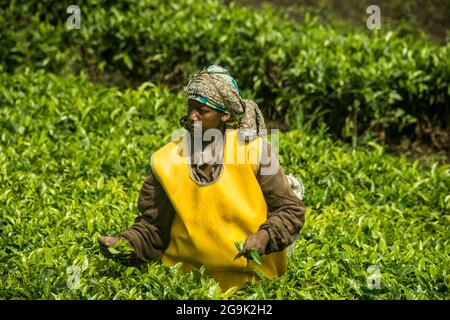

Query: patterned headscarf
<box><xmin>179</xmin><ymin>65</ymin><xmax>266</xmax><ymax>140</ymax></box>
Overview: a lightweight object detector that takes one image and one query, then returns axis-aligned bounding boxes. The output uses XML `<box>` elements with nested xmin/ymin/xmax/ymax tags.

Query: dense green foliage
<box><xmin>1</xmin><ymin>0</ymin><xmax>449</xmax><ymax>145</ymax></box>
<box><xmin>1</xmin><ymin>70</ymin><xmax>449</xmax><ymax>299</ymax></box>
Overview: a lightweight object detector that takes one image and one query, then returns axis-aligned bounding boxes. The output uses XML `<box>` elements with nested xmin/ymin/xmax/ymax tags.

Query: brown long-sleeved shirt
<box><xmin>121</xmin><ymin>139</ymin><xmax>306</xmax><ymax>264</ymax></box>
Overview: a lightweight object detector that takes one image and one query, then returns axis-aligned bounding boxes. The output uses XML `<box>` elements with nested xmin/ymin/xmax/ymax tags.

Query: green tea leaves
<box><xmin>234</xmin><ymin>241</ymin><xmax>244</xmax><ymax>253</ymax></box>
<box><xmin>249</xmin><ymin>249</ymin><xmax>262</xmax><ymax>265</ymax></box>
<box><xmin>107</xmin><ymin>239</ymin><xmax>134</xmax><ymax>256</ymax></box>
<box><xmin>1</xmin><ymin>0</ymin><xmax>449</xmax><ymax>298</ymax></box>
<box><xmin>234</xmin><ymin>240</ymin><xmax>262</xmax><ymax>266</ymax></box>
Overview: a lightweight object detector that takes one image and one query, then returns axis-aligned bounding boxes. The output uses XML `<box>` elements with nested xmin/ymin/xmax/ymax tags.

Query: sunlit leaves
<box><xmin>1</xmin><ymin>0</ymin><xmax>448</xmax><ymax>146</ymax></box>
<box><xmin>1</xmin><ymin>70</ymin><xmax>449</xmax><ymax>300</ymax></box>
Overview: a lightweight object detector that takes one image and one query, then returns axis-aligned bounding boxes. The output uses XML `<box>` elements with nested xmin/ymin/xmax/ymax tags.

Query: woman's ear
<box><xmin>221</xmin><ymin>113</ymin><xmax>231</xmax><ymax>123</ymax></box>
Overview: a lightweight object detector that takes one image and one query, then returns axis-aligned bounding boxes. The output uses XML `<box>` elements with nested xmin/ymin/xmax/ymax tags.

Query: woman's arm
<box><xmin>120</xmin><ymin>167</ymin><xmax>176</xmax><ymax>264</ymax></box>
<box><xmin>238</xmin><ymin>140</ymin><xmax>306</xmax><ymax>257</ymax></box>
<box><xmin>256</xmin><ymin>164</ymin><xmax>306</xmax><ymax>254</ymax></box>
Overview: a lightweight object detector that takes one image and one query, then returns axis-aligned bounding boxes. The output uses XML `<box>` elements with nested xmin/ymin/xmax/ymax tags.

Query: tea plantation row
<box><xmin>1</xmin><ymin>70</ymin><xmax>449</xmax><ymax>299</ymax></box>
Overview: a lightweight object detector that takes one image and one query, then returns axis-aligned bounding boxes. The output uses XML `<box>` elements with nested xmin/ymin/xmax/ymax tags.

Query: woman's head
<box><xmin>180</xmin><ymin>65</ymin><xmax>266</xmax><ymax>140</ymax></box>
<box><xmin>180</xmin><ymin>65</ymin><xmax>243</xmax><ymax>132</ymax></box>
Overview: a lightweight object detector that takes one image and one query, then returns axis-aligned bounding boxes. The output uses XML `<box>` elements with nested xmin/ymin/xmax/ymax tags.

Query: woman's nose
<box><xmin>188</xmin><ymin>109</ymin><xmax>199</xmax><ymax>121</ymax></box>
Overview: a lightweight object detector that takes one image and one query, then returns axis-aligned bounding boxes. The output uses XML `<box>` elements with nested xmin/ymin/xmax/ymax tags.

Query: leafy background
<box><xmin>0</xmin><ymin>0</ymin><xmax>449</xmax><ymax>299</ymax></box>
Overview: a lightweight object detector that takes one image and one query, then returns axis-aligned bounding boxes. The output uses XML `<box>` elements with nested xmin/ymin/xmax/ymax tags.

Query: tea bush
<box><xmin>1</xmin><ymin>70</ymin><xmax>449</xmax><ymax>299</ymax></box>
<box><xmin>1</xmin><ymin>0</ymin><xmax>449</xmax><ymax>144</ymax></box>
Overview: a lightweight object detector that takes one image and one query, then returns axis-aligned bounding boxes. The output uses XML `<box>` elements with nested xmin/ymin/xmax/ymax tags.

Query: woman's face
<box><xmin>187</xmin><ymin>99</ymin><xmax>230</xmax><ymax>133</ymax></box>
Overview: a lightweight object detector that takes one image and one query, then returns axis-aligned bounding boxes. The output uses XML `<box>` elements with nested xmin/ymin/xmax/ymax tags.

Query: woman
<box><xmin>99</xmin><ymin>65</ymin><xmax>306</xmax><ymax>290</ymax></box>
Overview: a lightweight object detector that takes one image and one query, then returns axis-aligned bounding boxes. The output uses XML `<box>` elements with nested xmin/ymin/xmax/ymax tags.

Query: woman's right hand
<box><xmin>98</xmin><ymin>236</ymin><xmax>122</xmax><ymax>258</ymax></box>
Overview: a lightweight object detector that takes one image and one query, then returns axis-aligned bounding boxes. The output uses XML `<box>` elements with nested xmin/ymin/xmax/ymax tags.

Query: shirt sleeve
<box><xmin>121</xmin><ymin>167</ymin><xmax>175</xmax><ymax>264</ymax></box>
<box><xmin>255</xmin><ymin>140</ymin><xmax>306</xmax><ymax>254</ymax></box>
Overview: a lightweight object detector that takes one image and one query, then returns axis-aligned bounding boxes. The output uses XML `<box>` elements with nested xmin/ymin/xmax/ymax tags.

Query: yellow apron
<box><xmin>151</xmin><ymin>129</ymin><xmax>287</xmax><ymax>290</ymax></box>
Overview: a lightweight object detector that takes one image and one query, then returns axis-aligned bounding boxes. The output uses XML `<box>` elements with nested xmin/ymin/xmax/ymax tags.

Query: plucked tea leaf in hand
<box><xmin>108</xmin><ymin>239</ymin><xmax>134</xmax><ymax>256</ymax></box>
<box><xmin>249</xmin><ymin>248</ymin><xmax>262</xmax><ymax>265</ymax></box>
<box><xmin>233</xmin><ymin>240</ymin><xmax>262</xmax><ymax>265</ymax></box>
<box><xmin>107</xmin><ymin>247</ymin><xmax>120</xmax><ymax>255</ymax></box>
<box><xmin>234</xmin><ymin>240</ymin><xmax>244</xmax><ymax>253</ymax></box>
